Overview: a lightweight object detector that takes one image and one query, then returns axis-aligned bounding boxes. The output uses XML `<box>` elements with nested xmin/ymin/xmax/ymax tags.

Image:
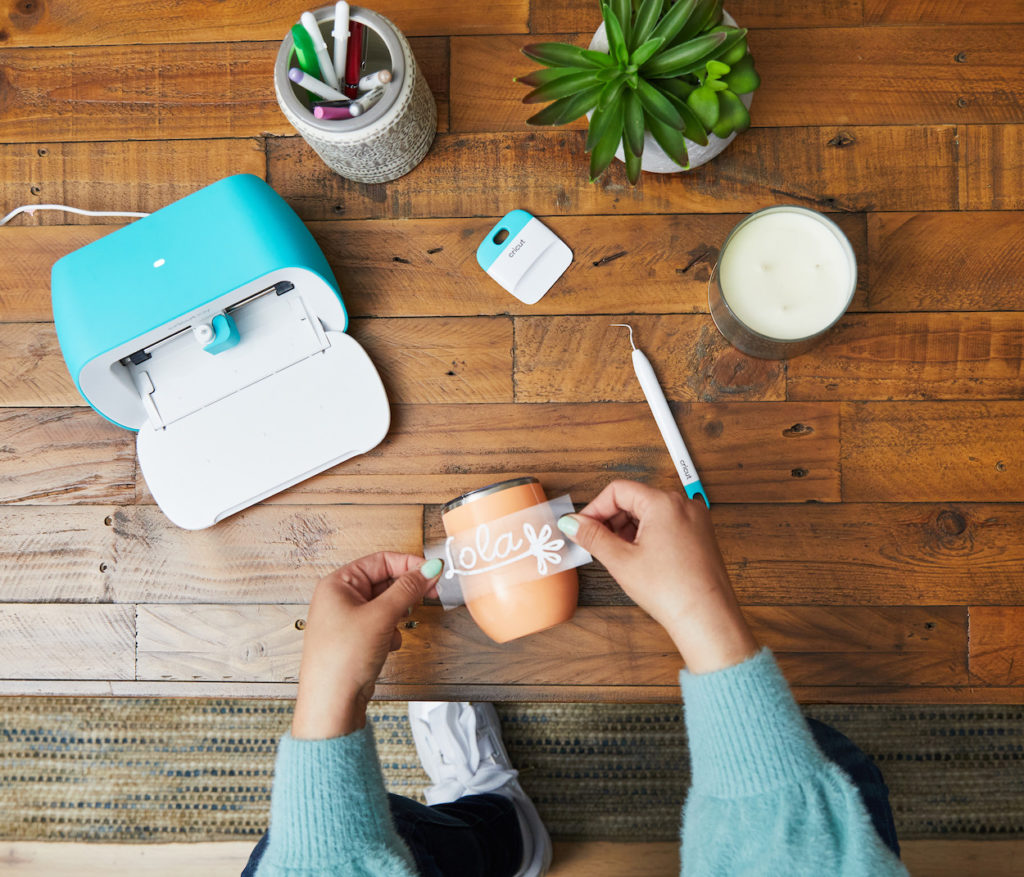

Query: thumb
<box><xmin>374</xmin><ymin>559</ymin><xmax>442</xmax><ymax>621</ymax></box>
<box><xmin>557</xmin><ymin>514</ymin><xmax>632</xmax><ymax>570</ymax></box>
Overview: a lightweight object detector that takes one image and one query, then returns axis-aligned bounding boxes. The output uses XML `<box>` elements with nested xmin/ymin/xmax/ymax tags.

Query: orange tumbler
<box><xmin>441</xmin><ymin>477</ymin><xmax>579</xmax><ymax>643</ymax></box>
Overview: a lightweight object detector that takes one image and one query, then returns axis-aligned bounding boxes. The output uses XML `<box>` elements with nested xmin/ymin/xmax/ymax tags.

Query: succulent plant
<box><xmin>517</xmin><ymin>0</ymin><xmax>760</xmax><ymax>184</ymax></box>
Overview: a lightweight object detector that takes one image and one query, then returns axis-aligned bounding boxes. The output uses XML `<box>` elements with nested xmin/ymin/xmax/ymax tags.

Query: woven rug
<box><xmin>1</xmin><ymin>698</ymin><xmax>1022</xmax><ymax>843</ymax></box>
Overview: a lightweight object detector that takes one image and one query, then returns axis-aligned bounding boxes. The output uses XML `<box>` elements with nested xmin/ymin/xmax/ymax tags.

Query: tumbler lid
<box><xmin>441</xmin><ymin>477</ymin><xmax>539</xmax><ymax>516</ymax></box>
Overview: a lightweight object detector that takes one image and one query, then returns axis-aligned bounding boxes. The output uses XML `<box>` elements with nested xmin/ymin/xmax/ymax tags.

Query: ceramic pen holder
<box><xmin>274</xmin><ymin>5</ymin><xmax>437</xmax><ymax>184</ymax></box>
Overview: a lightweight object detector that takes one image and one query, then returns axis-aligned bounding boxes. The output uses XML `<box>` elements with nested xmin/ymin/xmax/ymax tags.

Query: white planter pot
<box><xmin>588</xmin><ymin>11</ymin><xmax>753</xmax><ymax>174</ymax></box>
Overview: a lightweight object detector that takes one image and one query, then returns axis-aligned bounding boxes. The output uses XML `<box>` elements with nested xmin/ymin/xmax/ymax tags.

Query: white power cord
<box><xmin>0</xmin><ymin>203</ymin><xmax>150</xmax><ymax>227</ymax></box>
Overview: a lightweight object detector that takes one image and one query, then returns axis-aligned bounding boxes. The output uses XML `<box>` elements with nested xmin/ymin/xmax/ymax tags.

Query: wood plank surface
<box><xmin>0</xmin><ymin>318</ymin><xmax>514</xmax><ymax>407</ymax></box>
<box><xmin>0</xmin><ymin>0</ymin><xmax>527</xmax><ymax>47</ymax></box>
<box><xmin>0</xmin><ymin>140</ymin><xmax>265</xmax><ymax>224</ymax></box>
<box><xmin>864</xmin><ymin>0</ymin><xmax>1024</xmax><ymax>24</ymax></box>
<box><xmin>0</xmin><ymin>604</ymin><xmax>134</xmax><ymax>679</ymax></box>
<box><xmin>0</xmin><ymin>213</ymin><xmax>868</xmax><ymax>321</ymax></box>
<box><xmin>841</xmin><ymin>402</ymin><xmax>1024</xmax><ymax>502</ymax></box>
<box><xmin>0</xmin><ymin>408</ymin><xmax>135</xmax><ymax>505</ymax></box>
<box><xmin>267</xmin><ymin>125</ymin><xmax>959</xmax><ymax>220</ymax></box>
<box><xmin>968</xmin><ymin>606</ymin><xmax>1024</xmax><ymax>686</ymax></box>
<box><xmin>4</xmin><ymin>840</ymin><xmax>1020</xmax><ymax>877</ymax></box>
<box><xmin>514</xmin><ymin>315</ymin><xmax>786</xmax><ymax>403</ymax></box>
<box><xmin>961</xmin><ymin>125</ymin><xmax>1024</xmax><ymax>210</ymax></box>
<box><xmin>787</xmin><ymin>313</ymin><xmax>1024</xmax><ymax>401</ymax></box>
<box><xmin>866</xmin><ymin>212</ymin><xmax>1024</xmax><ymax>311</ymax></box>
<box><xmin>452</xmin><ymin>27</ymin><xmax>1024</xmax><ymax>133</ymax></box>
<box><xmin>133</xmin><ymin>603</ymin><xmax>967</xmax><ymax>689</ymax></box>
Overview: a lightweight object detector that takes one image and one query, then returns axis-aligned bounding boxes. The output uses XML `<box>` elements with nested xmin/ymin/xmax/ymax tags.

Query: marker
<box><xmin>300</xmin><ymin>11</ymin><xmax>340</xmax><ymax>90</ymax></box>
<box><xmin>314</xmin><ymin>104</ymin><xmax>362</xmax><ymax>120</ymax></box>
<box><xmin>344</xmin><ymin>20</ymin><xmax>364</xmax><ymax>97</ymax></box>
<box><xmin>332</xmin><ymin>2</ymin><xmax>350</xmax><ymax>88</ymax></box>
<box><xmin>288</xmin><ymin>67</ymin><xmax>347</xmax><ymax>102</ymax></box>
<box><xmin>350</xmin><ymin>85</ymin><xmax>385</xmax><ymax>114</ymax></box>
<box><xmin>290</xmin><ymin>24</ymin><xmax>321</xmax><ymax>78</ymax></box>
<box><xmin>611</xmin><ymin>324</ymin><xmax>709</xmax><ymax>507</ymax></box>
<box><xmin>313</xmin><ymin>99</ymin><xmax>357</xmax><ymax>108</ymax></box>
<box><xmin>357</xmin><ymin>69</ymin><xmax>392</xmax><ymax>92</ymax></box>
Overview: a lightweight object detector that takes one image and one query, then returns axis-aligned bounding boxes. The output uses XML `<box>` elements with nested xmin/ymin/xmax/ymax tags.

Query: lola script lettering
<box><xmin>444</xmin><ymin>521</ymin><xmax>566</xmax><ymax>580</ymax></box>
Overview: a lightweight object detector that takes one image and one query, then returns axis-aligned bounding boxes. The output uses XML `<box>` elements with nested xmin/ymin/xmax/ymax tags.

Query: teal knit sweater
<box><xmin>256</xmin><ymin>649</ymin><xmax>908</xmax><ymax>876</ymax></box>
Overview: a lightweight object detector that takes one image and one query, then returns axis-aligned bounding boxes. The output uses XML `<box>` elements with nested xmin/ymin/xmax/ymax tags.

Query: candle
<box><xmin>709</xmin><ymin>206</ymin><xmax>857</xmax><ymax>359</ymax></box>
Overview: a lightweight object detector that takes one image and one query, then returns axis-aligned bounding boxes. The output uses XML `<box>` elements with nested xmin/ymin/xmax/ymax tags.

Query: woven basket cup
<box><xmin>274</xmin><ymin>6</ymin><xmax>437</xmax><ymax>183</ymax></box>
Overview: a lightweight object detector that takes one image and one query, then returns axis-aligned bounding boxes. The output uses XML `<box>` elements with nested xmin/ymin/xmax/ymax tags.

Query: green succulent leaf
<box><xmin>596</xmin><ymin>65</ymin><xmax>623</xmax><ymax>82</ymax></box>
<box><xmin>610</xmin><ymin>0</ymin><xmax>632</xmax><ymax>47</ymax></box>
<box><xmin>586</xmin><ymin>100</ymin><xmax>617</xmax><ymax>151</ymax></box>
<box><xmin>723</xmin><ymin>54</ymin><xmax>760</xmax><ymax>93</ymax></box>
<box><xmin>516</xmin><ymin>66</ymin><xmax>593</xmax><ymax>87</ymax></box>
<box><xmin>635</xmin><ymin>77</ymin><xmax>684</xmax><ymax>128</ymax></box>
<box><xmin>526</xmin><ymin>84</ymin><xmax>604</xmax><ymax>125</ymax></box>
<box><xmin>648</xmin><ymin>0</ymin><xmax>699</xmax><ymax>46</ymax></box>
<box><xmin>522</xmin><ymin>42</ymin><xmax>615</xmax><ymax>68</ymax></box>
<box><xmin>657</xmin><ymin>86</ymin><xmax>709</xmax><ymax>144</ymax></box>
<box><xmin>522</xmin><ymin>70</ymin><xmax>604</xmax><ymax>103</ymax></box>
<box><xmin>709</xmin><ymin>28</ymin><xmax>749</xmax><ymax>66</ymax></box>
<box><xmin>672</xmin><ymin>0</ymin><xmax>715</xmax><ymax>44</ymax></box>
<box><xmin>623</xmin><ymin>136</ymin><xmax>642</xmax><ymax>185</ymax></box>
<box><xmin>644</xmin><ymin>109</ymin><xmax>689</xmax><ymax>168</ymax></box>
<box><xmin>686</xmin><ymin>84</ymin><xmax>720</xmax><ymax>129</ymax></box>
<box><xmin>598</xmin><ymin>75</ymin><xmax>627</xmax><ymax>108</ymax></box>
<box><xmin>705</xmin><ymin>59</ymin><xmax>730</xmax><ymax>78</ymax></box>
<box><xmin>589</xmin><ymin>101</ymin><xmax>625</xmax><ymax>182</ymax></box>
<box><xmin>630</xmin><ymin>0</ymin><xmax>666</xmax><ymax>50</ymax></box>
<box><xmin>623</xmin><ymin>87</ymin><xmax>645</xmax><ymax>157</ymax></box>
<box><xmin>713</xmin><ymin>89</ymin><xmax>750</xmax><ymax>137</ymax></box>
<box><xmin>601</xmin><ymin>3</ymin><xmax>630</xmax><ymax>66</ymax></box>
<box><xmin>657</xmin><ymin>77</ymin><xmax>696</xmax><ymax>101</ymax></box>
<box><xmin>640</xmin><ymin>31</ymin><xmax>728</xmax><ymax>78</ymax></box>
<box><xmin>707</xmin><ymin>79</ymin><xmax>729</xmax><ymax>92</ymax></box>
<box><xmin>630</xmin><ymin>36</ymin><xmax>665</xmax><ymax>67</ymax></box>
<box><xmin>699</xmin><ymin>0</ymin><xmax>725</xmax><ymax>33</ymax></box>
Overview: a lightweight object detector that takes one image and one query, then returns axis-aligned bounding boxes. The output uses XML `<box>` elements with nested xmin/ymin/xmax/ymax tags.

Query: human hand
<box><xmin>291</xmin><ymin>552</ymin><xmax>443</xmax><ymax>740</ymax></box>
<box><xmin>556</xmin><ymin>480</ymin><xmax>758</xmax><ymax>674</ymax></box>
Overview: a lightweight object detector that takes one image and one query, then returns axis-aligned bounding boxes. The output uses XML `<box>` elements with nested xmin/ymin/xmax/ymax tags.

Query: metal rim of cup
<box><xmin>711</xmin><ymin>204</ymin><xmax>859</xmax><ymax>346</ymax></box>
<box><xmin>441</xmin><ymin>477</ymin><xmax>540</xmax><ymax>516</ymax></box>
<box><xmin>274</xmin><ymin>5</ymin><xmax>406</xmax><ymax>134</ymax></box>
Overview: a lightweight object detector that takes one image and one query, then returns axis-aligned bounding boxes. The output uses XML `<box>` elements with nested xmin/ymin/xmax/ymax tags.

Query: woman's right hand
<box><xmin>557</xmin><ymin>480</ymin><xmax>759</xmax><ymax>674</ymax></box>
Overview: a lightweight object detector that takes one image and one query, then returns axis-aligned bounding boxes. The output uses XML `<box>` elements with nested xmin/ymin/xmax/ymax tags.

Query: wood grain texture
<box><xmin>514</xmin><ymin>315</ymin><xmax>786</xmax><ymax>403</ymax></box>
<box><xmin>0</xmin><ymin>318</ymin><xmax>513</xmax><ymax>407</ymax></box>
<box><xmin>961</xmin><ymin>125</ymin><xmax>1024</xmax><ymax>210</ymax></box>
<box><xmin>206</xmin><ymin>401</ymin><xmax>840</xmax><ymax>505</ymax></box>
<box><xmin>788</xmin><ymin>314</ymin><xmax>1024</xmax><ymax>401</ymax></box>
<box><xmin>968</xmin><ymin>606</ymin><xmax>1024</xmax><ymax>685</ymax></box>
<box><xmin>268</xmin><ymin>126</ymin><xmax>959</xmax><ymax>220</ymax></box>
<box><xmin>0</xmin><ymin>213</ymin><xmax>867</xmax><ymax>320</ymax></box>
<box><xmin>0</xmin><ymin>0</ymin><xmax>527</xmax><ymax>47</ymax></box>
<box><xmin>841</xmin><ymin>402</ymin><xmax>1024</xmax><ymax>502</ymax></box>
<box><xmin>866</xmin><ymin>212</ymin><xmax>1024</xmax><ymax>311</ymax></box>
<box><xmin>423</xmin><ymin>502</ymin><xmax>1024</xmax><ymax>608</ymax></box>
<box><xmin>0</xmin><ymin>408</ymin><xmax>135</xmax><ymax>505</ymax></box>
<box><xmin>864</xmin><ymin>0</ymin><xmax>1024</xmax><ymax>23</ymax></box>
<box><xmin>0</xmin><ymin>140</ymin><xmax>265</xmax><ymax>224</ymax></box>
<box><xmin>530</xmin><ymin>0</ymin><xmax>864</xmax><ymax>31</ymax></box>
<box><xmin>4</xmin><ymin>840</ymin><xmax>1018</xmax><ymax>877</ymax></box>
<box><xmin>0</xmin><ymin>603</ymin><xmax>134</xmax><ymax>679</ymax></box>
<box><xmin>453</xmin><ymin>27</ymin><xmax>1024</xmax><ymax>133</ymax></box>
<box><xmin>133</xmin><ymin>603</ymin><xmax>967</xmax><ymax>688</ymax></box>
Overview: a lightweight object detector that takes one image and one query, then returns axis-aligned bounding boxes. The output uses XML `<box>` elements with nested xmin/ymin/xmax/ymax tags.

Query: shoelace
<box><xmin>421</xmin><ymin>704</ymin><xmax>518</xmax><ymax>802</ymax></box>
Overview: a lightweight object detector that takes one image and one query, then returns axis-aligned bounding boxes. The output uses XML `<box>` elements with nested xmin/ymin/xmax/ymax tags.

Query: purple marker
<box><xmin>314</xmin><ymin>104</ymin><xmax>363</xmax><ymax>120</ymax></box>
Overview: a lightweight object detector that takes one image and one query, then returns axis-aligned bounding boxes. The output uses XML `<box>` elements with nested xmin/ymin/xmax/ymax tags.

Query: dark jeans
<box><xmin>242</xmin><ymin>719</ymin><xmax>898</xmax><ymax>876</ymax></box>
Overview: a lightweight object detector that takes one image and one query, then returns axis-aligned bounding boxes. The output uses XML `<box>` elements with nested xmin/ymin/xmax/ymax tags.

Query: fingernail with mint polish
<box><xmin>557</xmin><ymin>515</ymin><xmax>579</xmax><ymax>538</ymax></box>
<box><xmin>420</xmin><ymin>558</ymin><xmax>443</xmax><ymax>578</ymax></box>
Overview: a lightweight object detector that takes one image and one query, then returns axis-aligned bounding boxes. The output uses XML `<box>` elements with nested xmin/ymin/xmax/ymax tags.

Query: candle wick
<box><xmin>610</xmin><ymin>323</ymin><xmax>637</xmax><ymax>351</ymax></box>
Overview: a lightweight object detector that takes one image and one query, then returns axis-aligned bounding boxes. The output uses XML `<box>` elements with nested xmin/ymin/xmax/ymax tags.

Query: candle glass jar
<box><xmin>441</xmin><ymin>477</ymin><xmax>579</xmax><ymax>644</ymax></box>
<box><xmin>708</xmin><ymin>205</ymin><xmax>857</xmax><ymax>359</ymax></box>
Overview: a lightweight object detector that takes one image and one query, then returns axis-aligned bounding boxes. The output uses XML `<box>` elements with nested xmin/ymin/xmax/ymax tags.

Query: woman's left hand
<box><xmin>291</xmin><ymin>552</ymin><xmax>443</xmax><ymax>740</ymax></box>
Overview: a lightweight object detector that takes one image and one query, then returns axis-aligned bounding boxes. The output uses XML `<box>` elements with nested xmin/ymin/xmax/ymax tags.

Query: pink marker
<box><xmin>314</xmin><ymin>104</ymin><xmax>363</xmax><ymax>120</ymax></box>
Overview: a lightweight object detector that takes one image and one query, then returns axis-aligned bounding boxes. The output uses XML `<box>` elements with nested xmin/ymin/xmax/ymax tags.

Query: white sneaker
<box><xmin>408</xmin><ymin>701</ymin><xmax>552</xmax><ymax>877</ymax></box>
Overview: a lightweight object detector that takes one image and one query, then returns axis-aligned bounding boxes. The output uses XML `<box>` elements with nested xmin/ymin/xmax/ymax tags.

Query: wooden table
<box><xmin>1</xmin><ymin>0</ymin><xmax>1022</xmax><ymax>704</ymax></box>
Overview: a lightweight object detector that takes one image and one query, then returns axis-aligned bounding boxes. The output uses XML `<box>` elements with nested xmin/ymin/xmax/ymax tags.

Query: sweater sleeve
<box><xmin>679</xmin><ymin>648</ymin><xmax>909</xmax><ymax>877</ymax></box>
<box><xmin>255</xmin><ymin>726</ymin><xmax>419</xmax><ymax>877</ymax></box>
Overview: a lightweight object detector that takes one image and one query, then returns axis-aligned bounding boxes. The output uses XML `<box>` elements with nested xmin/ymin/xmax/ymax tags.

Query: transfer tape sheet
<box><xmin>424</xmin><ymin>495</ymin><xmax>592</xmax><ymax>609</ymax></box>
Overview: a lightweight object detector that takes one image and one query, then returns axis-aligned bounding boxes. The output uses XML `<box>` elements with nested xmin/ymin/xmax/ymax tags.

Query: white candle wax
<box><xmin>718</xmin><ymin>207</ymin><xmax>856</xmax><ymax>341</ymax></box>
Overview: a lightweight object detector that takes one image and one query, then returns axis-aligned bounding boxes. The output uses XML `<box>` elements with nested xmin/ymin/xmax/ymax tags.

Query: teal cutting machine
<box><xmin>51</xmin><ymin>175</ymin><xmax>390</xmax><ymax>529</ymax></box>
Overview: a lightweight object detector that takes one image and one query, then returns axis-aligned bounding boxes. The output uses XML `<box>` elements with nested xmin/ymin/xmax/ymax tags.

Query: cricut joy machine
<box><xmin>51</xmin><ymin>174</ymin><xmax>390</xmax><ymax>529</ymax></box>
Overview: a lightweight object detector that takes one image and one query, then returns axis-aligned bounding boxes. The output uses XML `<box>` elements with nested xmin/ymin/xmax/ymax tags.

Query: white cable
<box><xmin>0</xmin><ymin>203</ymin><xmax>150</xmax><ymax>227</ymax></box>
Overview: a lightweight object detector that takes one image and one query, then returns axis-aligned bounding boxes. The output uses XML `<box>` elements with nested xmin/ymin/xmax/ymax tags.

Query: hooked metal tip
<box><xmin>609</xmin><ymin>323</ymin><xmax>636</xmax><ymax>350</ymax></box>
